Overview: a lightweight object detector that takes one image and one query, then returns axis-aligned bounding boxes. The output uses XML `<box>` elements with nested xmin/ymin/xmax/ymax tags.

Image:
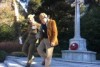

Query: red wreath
<box><xmin>70</xmin><ymin>43</ymin><xmax>78</xmax><ymax>50</ymax></box>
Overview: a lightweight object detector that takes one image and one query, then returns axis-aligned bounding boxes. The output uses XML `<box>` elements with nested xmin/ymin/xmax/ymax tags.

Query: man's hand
<box><xmin>51</xmin><ymin>42</ymin><xmax>55</xmax><ymax>47</ymax></box>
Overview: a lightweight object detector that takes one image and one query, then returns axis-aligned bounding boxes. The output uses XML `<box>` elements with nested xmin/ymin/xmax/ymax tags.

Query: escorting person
<box><xmin>37</xmin><ymin>13</ymin><xmax>58</xmax><ymax>67</ymax></box>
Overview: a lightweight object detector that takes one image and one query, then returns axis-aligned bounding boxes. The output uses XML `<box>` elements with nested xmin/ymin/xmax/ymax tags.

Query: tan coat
<box><xmin>40</xmin><ymin>19</ymin><xmax>58</xmax><ymax>46</ymax></box>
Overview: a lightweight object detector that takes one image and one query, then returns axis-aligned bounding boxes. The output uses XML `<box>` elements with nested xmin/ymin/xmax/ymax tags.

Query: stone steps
<box><xmin>4</xmin><ymin>56</ymin><xmax>68</xmax><ymax>67</ymax></box>
<box><xmin>0</xmin><ymin>56</ymin><xmax>100</xmax><ymax>67</ymax></box>
<box><xmin>0</xmin><ymin>63</ymin><xmax>6</xmax><ymax>67</ymax></box>
<box><xmin>4</xmin><ymin>60</ymin><xmax>23</xmax><ymax>67</ymax></box>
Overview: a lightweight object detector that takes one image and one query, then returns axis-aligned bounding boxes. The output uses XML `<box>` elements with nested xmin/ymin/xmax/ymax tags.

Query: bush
<box><xmin>96</xmin><ymin>53</ymin><xmax>100</xmax><ymax>60</ymax></box>
<box><xmin>11</xmin><ymin>52</ymin><xmax>27</xmax><ymax>57</ymax></box>
<box><xmin>0</xmin><ymin>24</ymin><xmax>16</xmax><ymax>41</ymax></box>
<box><xmin>0</xmin><ymin>41</ymin><xmax>22</xmax><ymax>53</ymax></box>
<box><xmin>0</xmin><ymin>50</ymin><xmax>7</xmax><ymax>62</ymax></box>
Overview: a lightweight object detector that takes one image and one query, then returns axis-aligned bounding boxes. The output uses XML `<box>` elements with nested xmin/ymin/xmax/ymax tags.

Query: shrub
<box><xmin>11</xmin><ymin>52</ymin><xmax>27</xmax><ymax>57</ymax></box>
<box><xmin>96</xmin><ymin>53</ymin><xmax>100</xmax><ymax>60</ymax></box>
<box><xmin>0</xmin><ymin>24</ymin><xmax>16</xmax><ymax>41</ymax></box>
<box><xmin>0</xmin><ymin>41</ymin><xmax>22</xmax><ymax>53</ymax></box>
<box><xmin>0</xmin><ymin>50</ymin><xmax>7</xmax><ymax>62</ymax></box>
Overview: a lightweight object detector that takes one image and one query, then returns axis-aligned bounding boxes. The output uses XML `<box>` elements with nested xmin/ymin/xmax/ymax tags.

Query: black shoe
<box><xmin>41</xmin><ymin>60</ymin><xmax>45</xmax><ymax>65</ymax></box>
<box><xmin>25</xmin><ymin>63</ymin><xmax>31</xmax><ymax>67</ymax></box>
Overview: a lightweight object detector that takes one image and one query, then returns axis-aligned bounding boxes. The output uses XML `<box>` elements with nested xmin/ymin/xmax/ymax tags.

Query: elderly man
<box><xmin>37</xmin><ymin>13</ymin><xmax>58</xmax><ymax>67</ymax></box>
<box><xmin>22</xmin><ymin>14</ymin><xmax>41</xmax><ymax>67</ymax></box>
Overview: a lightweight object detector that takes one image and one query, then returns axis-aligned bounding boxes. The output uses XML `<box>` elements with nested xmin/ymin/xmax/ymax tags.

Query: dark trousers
<box><xmin>22</xmin><ymin>34</ymin><xmax>36</xmax><ymax>63</ymax></box>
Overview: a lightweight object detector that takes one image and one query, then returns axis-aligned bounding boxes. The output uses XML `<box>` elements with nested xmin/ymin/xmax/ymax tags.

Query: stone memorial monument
<box><xmin>62</xmin><ymin>0</ymin><xmax>96</xmax><ymax>62</ymax></box>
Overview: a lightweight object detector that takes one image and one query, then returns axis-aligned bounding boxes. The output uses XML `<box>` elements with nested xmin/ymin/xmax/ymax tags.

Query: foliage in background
<box><xmin>27</xmin><ymin>0</ymin><xmax>42</xmax><ymax>14</ymax></box>
<box><xmin>0</xmin><ymin>24</ymin><xmax>16</xmax><ymax>41</ymax></box>
<box><xmin>0</xmin><ymin>41</ymin><xmax>22</xmax><ymax>53</ymax></box>
<box><xmin>0</xmin><ymin>50</ymin><xmax>7</xmax><ymax>62</ymax></box>
<box><xmin>0</xmin><ymin>0</ymin><xmax>14</xmax><ymax>25</ymax></box>
<box><xmin>81</xmin><ymin>6</ymin><xmax>100</xmax><ymax>53</ymax></box>
<box><xmin>11</xmin><ymin>52</ymin><xmax>27</xmax><ymax>57</ymax></box>
<box><xmin>0</xmin><ymin>0</ymin><xmax>16</xmax><ymax>41</ymax></box>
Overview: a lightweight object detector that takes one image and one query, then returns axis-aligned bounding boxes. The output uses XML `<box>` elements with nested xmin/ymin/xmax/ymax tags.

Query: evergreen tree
<box><xmin>27</xmin><ymin>0</ymin><xmax>42</xmax><ymax>14</ymax></box>
<box><xmin>81</xmin><ymin>6</ymin><xmax>100</xmax><ymax>53</ymax></box>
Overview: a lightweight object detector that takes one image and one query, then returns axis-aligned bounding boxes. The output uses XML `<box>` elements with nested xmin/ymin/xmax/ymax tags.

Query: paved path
<box><xmin>0</xmin><ymin>56</ymin><xmax>100</xmax><ymax>67</ymax></box>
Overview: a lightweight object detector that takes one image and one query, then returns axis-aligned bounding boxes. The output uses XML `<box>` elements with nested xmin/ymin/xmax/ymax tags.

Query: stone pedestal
<box><xmin>62</xmin><ymin>38</ymin><xmax>96</xmax><ymax>62</ymax></box>
<box><xmin>62</xmin><ymin>50</ymin><xmax>96</xmax><ymax>62</ymax></box>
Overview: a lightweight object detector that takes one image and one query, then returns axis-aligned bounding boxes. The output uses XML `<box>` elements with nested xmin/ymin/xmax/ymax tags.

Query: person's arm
<box><xmin>23</xmin><ymin>26</ymin><xmax>31</xmax><ymax>45</ymax></box>
<box><xmin>36</xmin><ymin>22</ymin><xmax>41</xmax><ymax>30</ymax></box>
<box><xmin>35</xmin><ymin>24</ymin><xmax>42</xmax><ymax>46</ymax></box>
